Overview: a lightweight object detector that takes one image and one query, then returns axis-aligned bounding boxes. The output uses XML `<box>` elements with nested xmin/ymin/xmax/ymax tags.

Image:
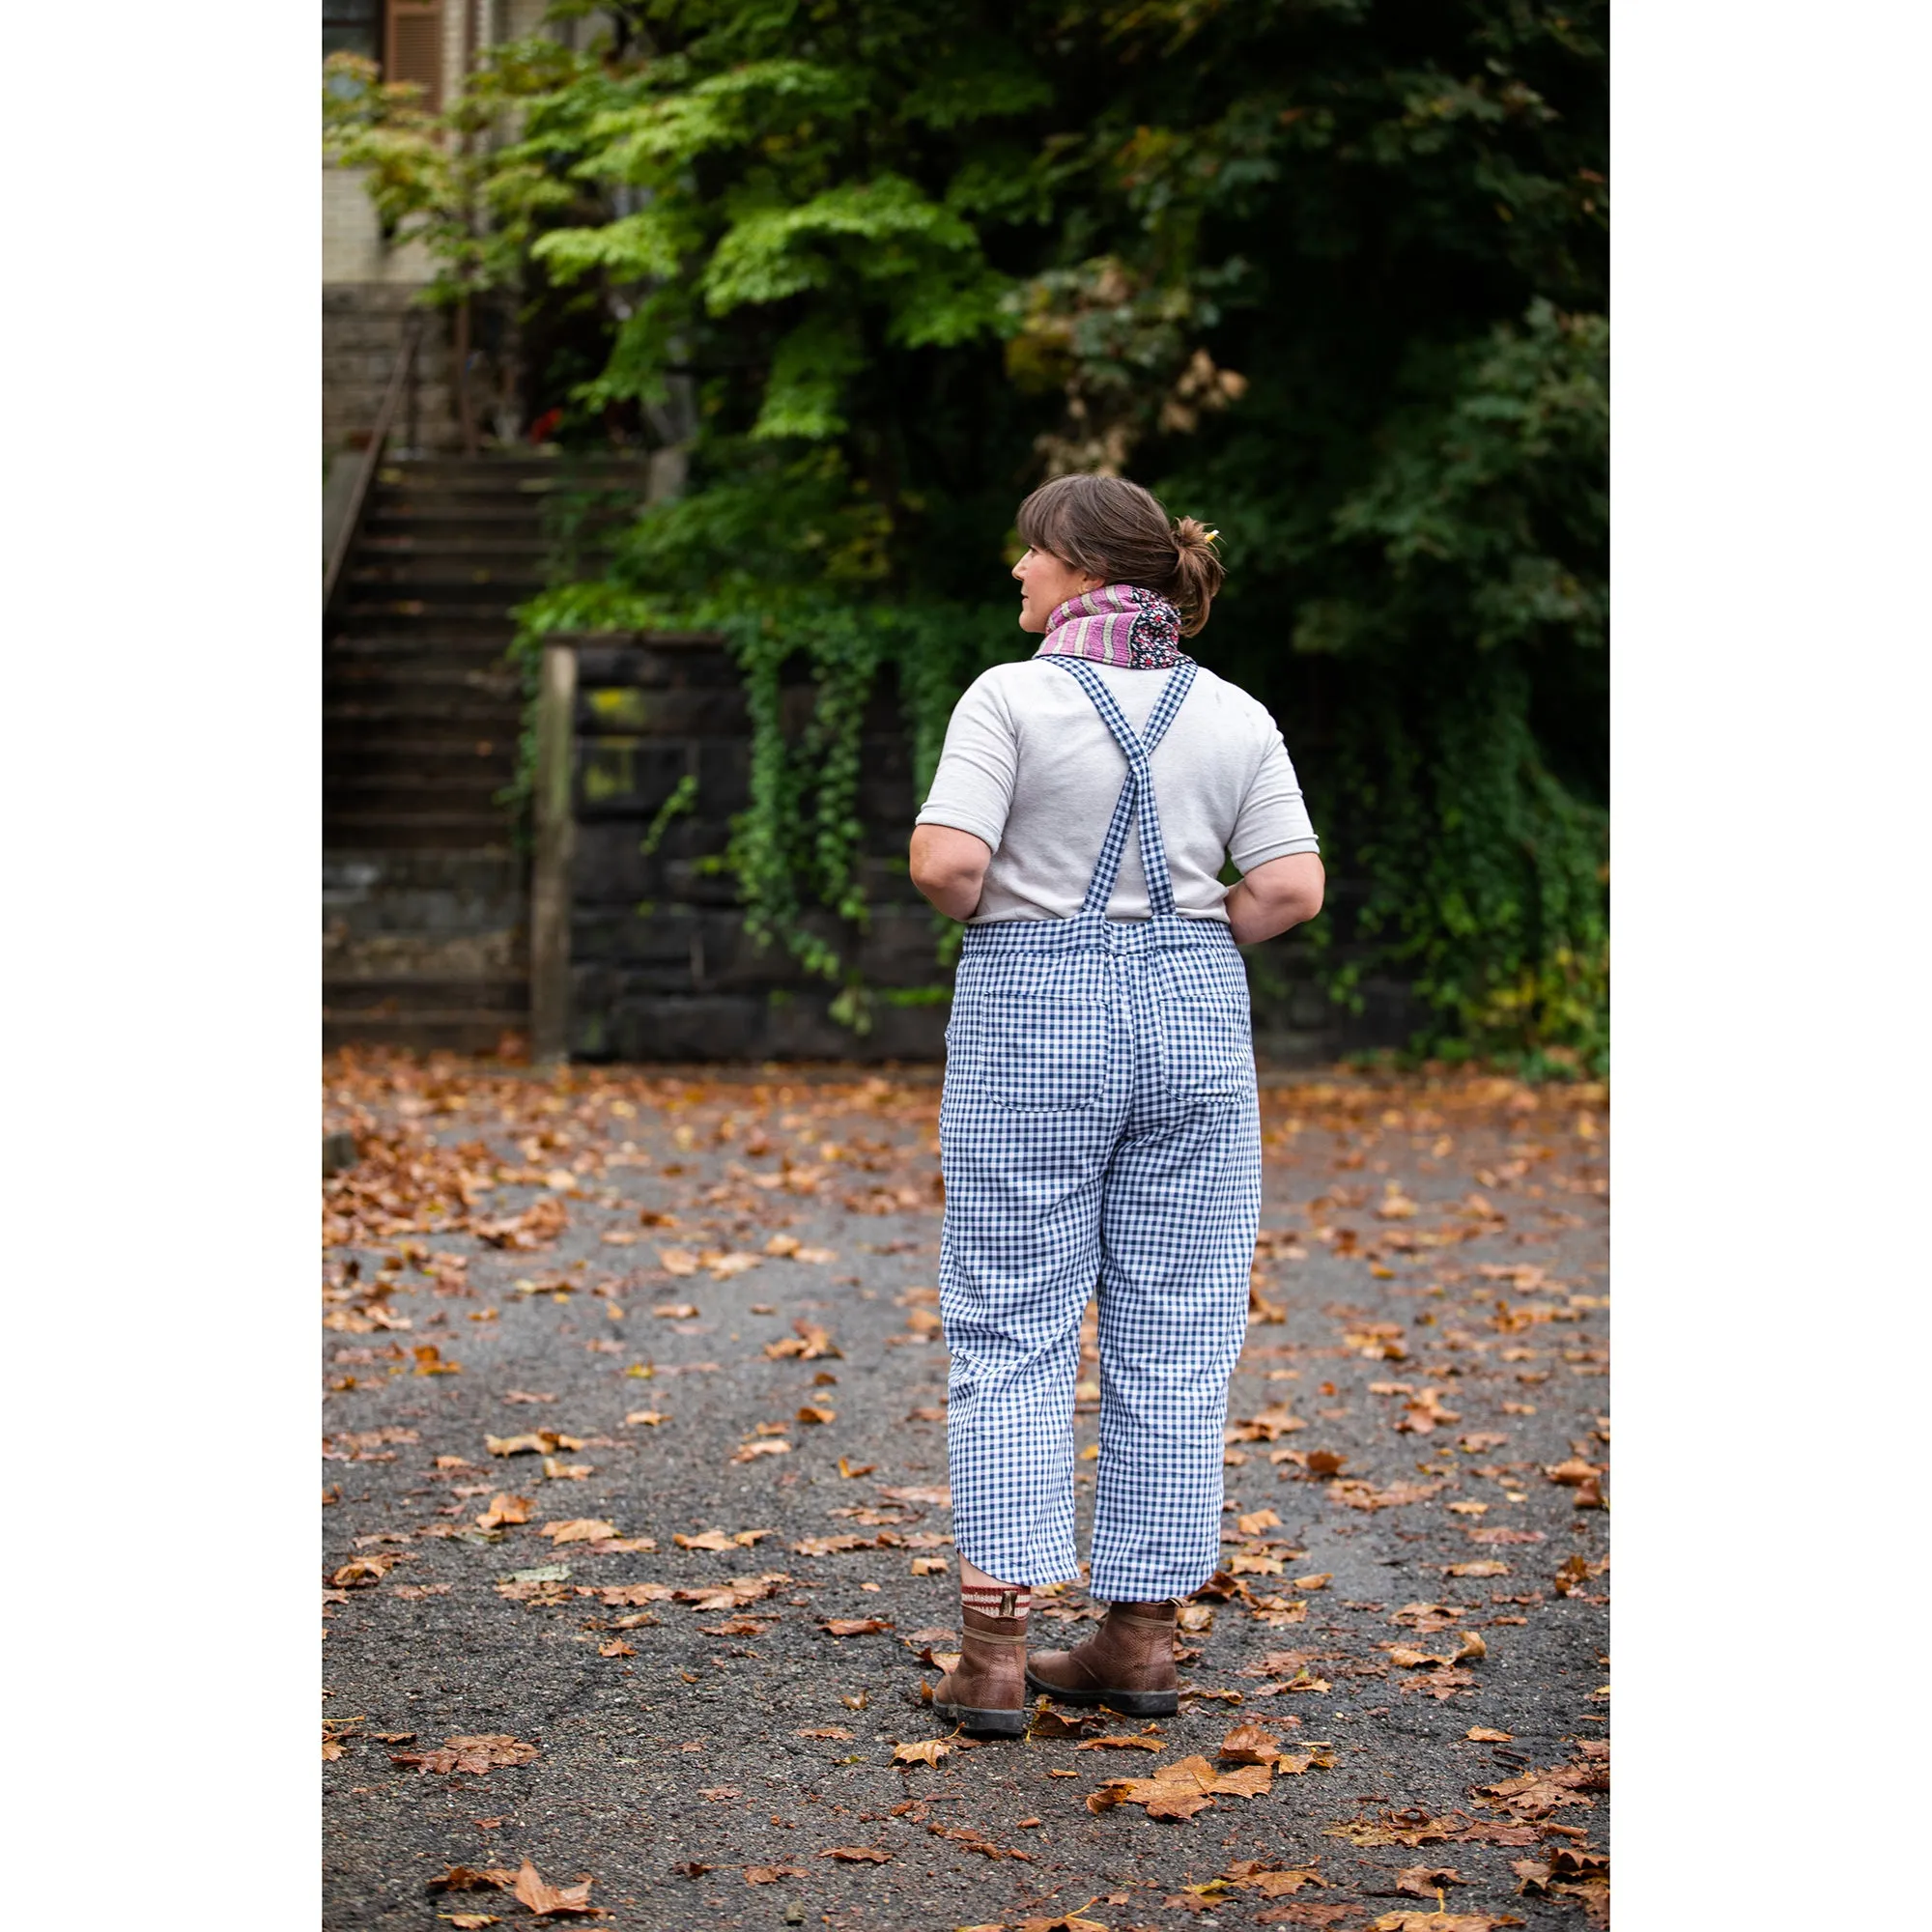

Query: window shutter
<box><xmin>384</xmin><ymin>0</ymin><xmax>444</xmax><ymax>111</ymax></box>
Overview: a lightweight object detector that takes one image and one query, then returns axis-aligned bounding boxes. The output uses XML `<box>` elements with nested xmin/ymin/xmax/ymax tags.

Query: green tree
<box><xmin>330</xmin><ymin>0</ymin><xmax>1608</xmax><ymax>1070</ymax></box>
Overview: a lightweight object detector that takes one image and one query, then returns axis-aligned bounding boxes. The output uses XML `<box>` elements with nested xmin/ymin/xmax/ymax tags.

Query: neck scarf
<box><xmin>1035</xmin><ymin>582</ymin><xmax>1191</xmax><ymax>669</ymax></box>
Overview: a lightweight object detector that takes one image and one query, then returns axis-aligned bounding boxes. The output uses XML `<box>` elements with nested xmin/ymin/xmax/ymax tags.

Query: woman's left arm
<box><xmin>1225</xmin><ymin>852</ymin><xmax>1325</xmax><ymax>945</ymax></box>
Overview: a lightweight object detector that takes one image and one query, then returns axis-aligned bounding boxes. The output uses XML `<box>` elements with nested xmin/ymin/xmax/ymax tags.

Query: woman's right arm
<box><xmin>1225</xmin><ymin>851</ymin><xmax>1325</xmax><ymax>944</ymax></box>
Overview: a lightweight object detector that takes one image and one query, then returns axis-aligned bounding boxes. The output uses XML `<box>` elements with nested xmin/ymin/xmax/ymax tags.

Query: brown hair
<box><xmin>1014</xmin><ymin>473</ymin><xmax>1225</xmax><ymax>637</ymax></box>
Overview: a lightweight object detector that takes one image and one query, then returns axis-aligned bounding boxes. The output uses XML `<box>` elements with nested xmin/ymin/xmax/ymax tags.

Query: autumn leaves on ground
<box><xmin>323</xmin><ymin>1056</ymin><xmax>1608</xmax><ymax>1932</ymax></box>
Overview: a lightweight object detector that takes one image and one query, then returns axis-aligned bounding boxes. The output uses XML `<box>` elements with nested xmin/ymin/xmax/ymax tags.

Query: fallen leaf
<box><xmin>1075</xmin><ymin>1734</ymin><xmax>1168</xmax><ymax>1753</ymax></box>
<box><xmin>1293</xmin><ymin>1573</ymin><xmax>1333</xmax><ymax>1592</ymax></box>
<box><xmin>822</xmin><ymin>1617</ymin><xmax>894</xmax><ymax>1636</ymax></box>
<box><xmin>427</xmin><ymin>1865</ymin><xmax>521</xmax><ymax>1894</ymax></box>
<box><xmin>818</xmin><ymin>1846</ymin><xmax>893</xmax><ymax>1863</ymax></box>
<box><xmin>743</xmin><ymin>1865</ymin><xmax>810</xmax><ymax>1885</ymax></box>
<box><xmin>796</xmin><ymin>1405</ymin><xmax>837</xmax><ymax>1425</ymax></box>
<box><xmin>1370</xmin><ymin>1916</ymin><xmax>1508</xmax><ymax>1932</ymax></box>
<box><xmin>794</xmin><ymin>1727</ymin><xmax>854</xmax><ymax>1741</ymax></box>
<box><xmin>659</xmin><ymin>1250</ymin><xmax>699</xmax><ymax>1276</ymax></box>
<box><xmin>1395</xmin><ymin>1864</ymin><xmax>1465</xmax><ymax>1896</ymax></box>
<box><xmin>392</xmin><ymin>1735</ymin><xmax>540</xmax><ymax>1776</ymax></box>
<box><xmin>541</xmin><ymin>1519</ymin><xmax>616</xmax><ymax>1545</ymax></box>
<box><xmin>838</xmin><ymin>1458</ymin><xmax>875</xmax><ymax>1478</ymax></box>
<box><xmin>511</xmin><ymin>1859</ymin><xmax>600</xmax><ymax>1916</ymax></box>
<box><xmin>1467</xmin><ymin>1726</ymin><xmax>1514</xmax><ymax>1742</ymax></box>
<box><xmin>486</xmin><ymin>1432</ymin><xmax>582</xmax><ymax>1458</ymax></box>
<box><xmin>473</xmin><ymin>1493</ymin><xmax>532</xmax><ymax>1531</ymax></box>
<box><xmin>893</xmin><ymin>1739</ymin><xmax>952</xmax><ymax>1767</ymax></box>
<box><xmin>1218</xmin><ymin>1722</ymin><xmax>1285</xmax><ymax>1766</ymax></box>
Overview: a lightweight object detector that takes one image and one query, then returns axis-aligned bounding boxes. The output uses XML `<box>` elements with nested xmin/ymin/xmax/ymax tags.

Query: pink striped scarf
<box><xmin>1035</xmin><ymin>582</ymin><xmax>1190</xmax><ymax>669</ymax></box>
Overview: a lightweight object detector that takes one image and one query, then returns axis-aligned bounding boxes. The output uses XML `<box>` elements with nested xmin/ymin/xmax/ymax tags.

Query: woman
<box><xmin>908</xmin><ymin>472</ymin><xmax>1325</xmax><ymax>1736</ymax></box>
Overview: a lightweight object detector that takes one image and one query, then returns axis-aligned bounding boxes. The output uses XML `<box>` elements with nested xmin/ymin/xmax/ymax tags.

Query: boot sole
<box><xmin>931</xmin><ymin>1699</ymin><xmax>1028</xmax><ymax>1739</ymax></box>
<box><xmin>1023</xmin><ymin>1671</ymin><xmax>1179</xmax><ymax>1719</ymax></box>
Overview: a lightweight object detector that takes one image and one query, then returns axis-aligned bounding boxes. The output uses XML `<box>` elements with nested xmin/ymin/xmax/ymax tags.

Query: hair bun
<box><xmin>1173</xmin><ymin>516</ymin><xmax>1219</xmax><ymax>553</ymax></box>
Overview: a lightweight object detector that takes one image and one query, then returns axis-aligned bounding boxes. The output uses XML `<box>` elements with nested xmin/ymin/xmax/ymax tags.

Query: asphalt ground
<box><xmin>322</xmin><ymin>1055</ymin><xmax>1609</xmax><ymax>1932</ymax></box>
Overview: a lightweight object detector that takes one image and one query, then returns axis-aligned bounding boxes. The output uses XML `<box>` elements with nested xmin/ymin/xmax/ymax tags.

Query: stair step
<box><xmin>342</xmin><ymin>602</ymin><xmax>527</xmax><ymax>625</ymax></box>
<box><xmin>358</xmin><ymin>536</ymin><xmax>553</xmax><ymax>557</ymax></box>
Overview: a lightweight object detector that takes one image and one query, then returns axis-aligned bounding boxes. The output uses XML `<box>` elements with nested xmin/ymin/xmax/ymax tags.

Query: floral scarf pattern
<box><xmin>1035</xmin><ymin>582</ymin><xmax>1191</xmax><ymax>669</ymax></box>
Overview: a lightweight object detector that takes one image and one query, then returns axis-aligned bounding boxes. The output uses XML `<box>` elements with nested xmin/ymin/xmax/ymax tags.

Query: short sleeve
<box><xmin>913</xmin><ymin>670</ymin><xmax>1020</xmax><ymax>853</ymax></box>
<box><xmin>1228</xmin><ymin>726</ymin><xmax>1320</xmax><ymax>872</ymax></box>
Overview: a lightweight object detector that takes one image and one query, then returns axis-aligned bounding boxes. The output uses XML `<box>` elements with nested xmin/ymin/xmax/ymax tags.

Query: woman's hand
<box><xmin>1225</xmin><ymin>852</ymin><xmax>1324</xmax><ymax>945</ymax></box>
<box><xmin>910</xmin><ymin>825</ymin><xmax>994</xmax><ymax>921</ymax></box>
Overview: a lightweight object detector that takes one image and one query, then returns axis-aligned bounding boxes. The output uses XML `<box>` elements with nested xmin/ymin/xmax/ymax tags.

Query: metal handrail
<box><xmin>324</xmin><ymin>313</ymin><xmax>425</xmax><ymax>613</ymax></box>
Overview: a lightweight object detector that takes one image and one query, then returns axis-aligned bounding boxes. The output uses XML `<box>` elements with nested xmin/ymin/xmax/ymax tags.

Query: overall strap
<box><xmin>1043</xmin><ymin>656</ymin><xmax>1197</xmax><ymax>919</ymax></box>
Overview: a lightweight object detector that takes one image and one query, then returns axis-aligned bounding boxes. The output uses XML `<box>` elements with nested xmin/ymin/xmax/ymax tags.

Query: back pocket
<box><xmin>963</xmin><ymin>999</ymin><xmax>1105</xmax><ymax>1111</ymax></box>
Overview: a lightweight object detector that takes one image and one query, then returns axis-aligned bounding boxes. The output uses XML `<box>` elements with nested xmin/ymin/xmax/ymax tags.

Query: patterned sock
<box><xmin>959</xmin><ymin>1583</ymin><xmax>1032</xmax><ymax>1621</ymax></box>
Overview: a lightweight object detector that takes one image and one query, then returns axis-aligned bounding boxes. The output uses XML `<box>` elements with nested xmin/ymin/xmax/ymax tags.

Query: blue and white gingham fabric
<box><xmin>939</xmin><ymin>656</ymin><xmax>1262</xmax><ymax>1604</ymax></box>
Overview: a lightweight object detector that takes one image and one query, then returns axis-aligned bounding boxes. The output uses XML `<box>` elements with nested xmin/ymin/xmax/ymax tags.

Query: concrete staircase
<box><xmin>323</xmin><ymin>454</ymin><xmax>651</xmax><ymax>1052</ymax></box>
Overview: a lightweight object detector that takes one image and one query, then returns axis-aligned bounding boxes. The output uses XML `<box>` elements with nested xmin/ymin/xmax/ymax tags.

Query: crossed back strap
<box><xmin>1042</xmin><ymin>655</ymin><xmax>1197</xmax><ymax>919</ymax></box>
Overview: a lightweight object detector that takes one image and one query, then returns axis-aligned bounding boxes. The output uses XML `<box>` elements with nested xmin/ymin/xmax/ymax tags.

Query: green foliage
<box><xmin>338</xmin><ymin>1</ymin><xmax>1608</xmax><ymax>1068</ymax></box>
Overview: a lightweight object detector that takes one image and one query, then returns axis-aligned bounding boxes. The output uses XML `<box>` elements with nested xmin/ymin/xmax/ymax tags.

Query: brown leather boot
<box><xmin>1025</xmin><ymin>1601</ymin><xmax>1179</xmax><ymax>1718</ymax></box>
<box><xmin>931</xmin><ymin>1593</ymin><xmax>1030</xmax><ymax>1739</ymax></box>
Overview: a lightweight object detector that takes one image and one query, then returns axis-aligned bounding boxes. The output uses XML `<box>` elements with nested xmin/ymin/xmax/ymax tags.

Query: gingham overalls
<box><xmin>939</xmin><ymin>655</ymin><xmax>1263</xmax><ymax>1604</ymax></box>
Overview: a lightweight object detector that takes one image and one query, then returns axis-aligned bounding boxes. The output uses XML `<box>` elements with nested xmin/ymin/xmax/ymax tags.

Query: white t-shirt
<box><xmin>914</xmin><ymin>658</ymin><xmax>1320</xmax><ymax>923</ymax></box>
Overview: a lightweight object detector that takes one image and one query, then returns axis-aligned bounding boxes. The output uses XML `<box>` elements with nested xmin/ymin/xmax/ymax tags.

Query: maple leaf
<box><xmin>893</xmin><ymin>1739</ymin><xmax>952</xmax><ymax>1767</ymax></box>
<box><xmin>392</xmin><ymin>1735</ymin><xmax>540</xmax><ymax>1776</ymax></box>
<box><xmin>1074</xmin><ymin>1734</ymin><xmax>1167</xmax><ymax>1753</ymax></box>
<box><xmin>511</xmin><ymin>1859</ymin><xmax>600</xmax><ymax>1916</ymax></box>
<box><xmin>1369</xmin><ymin>1916</ymin><xmax>1506</xmax><ymax>1932</ymax></box>
<box><xmin>474</xmin><ymin>1493</ymin><xmax>532</xmax><ymax>1530</ymax></box>
<box><xmin>540</xmin><ymin>1519</ymin><xmax>616</xmax><ymax>1545</ymax></box>
<box><xmin>427</xmin><ymin>1864</ymin><xmax>521</xmax><ymax>1894</ymax></box>
<box><xmin>1218</xmin><ymin>1723</ymin><xmax>1285</xmax><ymax>1765</ymax></box>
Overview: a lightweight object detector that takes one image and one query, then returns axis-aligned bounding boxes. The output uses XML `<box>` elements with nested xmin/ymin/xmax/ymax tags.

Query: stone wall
<box><xmin>554</xmin><ymin>634</ymin><xmax>1420</xmax><ymax>1065</ymax></box>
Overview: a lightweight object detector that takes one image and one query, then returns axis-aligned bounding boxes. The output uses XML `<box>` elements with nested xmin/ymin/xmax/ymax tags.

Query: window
<box><xmin>323</xmin><ymin>1</ymin><xmax>383</xmax><ymax>64</ymax></box>
<box><xmin>323</xmin><ymin>4</ymin><xmax>446</xmax><ymax>113</ymax></box>
<box><xmin>384</xmin><ymin>1</ymin><xmax>445</xmax><ymax>111</ymax></box>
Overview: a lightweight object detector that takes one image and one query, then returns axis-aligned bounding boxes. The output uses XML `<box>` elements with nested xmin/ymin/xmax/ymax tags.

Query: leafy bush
<box><xmin>333</xmin><ymin>0</ymin><xmax>1608</xmax><ymax>1071</ymax></box>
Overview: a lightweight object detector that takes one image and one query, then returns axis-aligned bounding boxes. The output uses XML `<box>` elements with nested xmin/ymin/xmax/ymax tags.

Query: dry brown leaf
<box><xmin>1370</xmin><ymin>1917</ymin><xmax>1506</xmax><ymax>1932</ymax></box>
<box><xmin>541</xmin><ymin>1519</ymin><xmax>616</xmax><ymax>1546</ymax></box>
<box><xmin>511</xmin><ymin>1859</ymin><xmax>600</xmax><ymax>1916</ymax></box>
<box><xmin>817</xmin><ymin>1846</ymin><xmax>893</xmax><ymax>1863</ymax></box>
<box><xmin>1074</xmin><ymin>1734</ymin><xmax>1167</xmax><ymax>1753</ymax></box>
<box><xmin>473</xmin><ymin>1493</ymin><xmax>532</xmax><ymax>1530</ymax></box>
<box><xmin>822</xmin><ymin>1616</ymin><xmax>894</xmax><ymax>1636</ymax></box>
<box><xmin>742</xmin><ymin>1865</ymin><xmax>810</xmax><ymax>1886</ymax></box>
<box><xmin>1395</xmin><ymin>1864</ymin><xmax>1465</xmax><ymax>1896</ymax></box>
<box><xmin>392</xmin><ymin>1735</ymin><xmax>539</xmax><ymax>1776</ymax></box>
<box><xmin>1467</xmin><ymin>1726</ymin><xmax>1514</xmax><ymax>1742</ymax></box>
<box><xmin>794</xmin><ymin>1726</ymin><xmax>854</xmax><ymax>1741</ymax></box>
<box><xmin>893</xmin><ymin>1739</ymin><xmax>952</xmax><ymax>1767</ymax></box>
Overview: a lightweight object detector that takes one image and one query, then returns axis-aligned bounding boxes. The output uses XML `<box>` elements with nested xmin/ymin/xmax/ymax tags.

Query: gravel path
<box><xmin>322</xmin><ymin>1056</ymin><xmax>1609</xmax><ymax>1932</ymax></box>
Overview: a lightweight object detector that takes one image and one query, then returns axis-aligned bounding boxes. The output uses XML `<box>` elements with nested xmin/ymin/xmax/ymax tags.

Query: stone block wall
<box><xmin>554</xmin><ymin>633</ymin><xmax>1421</xmax><ymax>1065</ymax></box>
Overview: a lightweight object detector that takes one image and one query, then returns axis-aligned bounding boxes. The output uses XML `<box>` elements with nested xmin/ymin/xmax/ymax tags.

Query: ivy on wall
<box><xmin>334</xmin><ymin>0</ymin><xmax>1609</xmax><ymax>1074</ymax></box>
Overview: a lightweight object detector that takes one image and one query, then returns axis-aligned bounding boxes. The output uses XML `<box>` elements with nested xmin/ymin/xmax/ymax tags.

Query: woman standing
<box><xmin>908</xmin><ymin>474</ymin><xmax>1325</xmax><ymax>1736</ymax></box>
